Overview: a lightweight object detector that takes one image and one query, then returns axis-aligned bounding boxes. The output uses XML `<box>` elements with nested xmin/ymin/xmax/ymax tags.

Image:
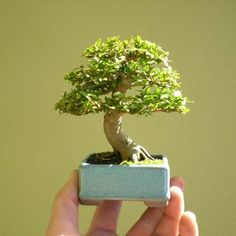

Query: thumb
<box><xmin>46</xmin><ymin>170</ymin><xmax>80</xmax><ymax>236</ymax></box>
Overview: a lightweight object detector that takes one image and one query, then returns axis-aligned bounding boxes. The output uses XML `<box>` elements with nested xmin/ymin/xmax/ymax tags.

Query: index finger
<box><xmin>126</xmin><ymin>176</ymin><xmax>185</xmax><ymax>236</ymax></box>
<box><xmin>155</xmin><ymin>186</ymin><xmax>184</xmax><ymax>235</ymax></box>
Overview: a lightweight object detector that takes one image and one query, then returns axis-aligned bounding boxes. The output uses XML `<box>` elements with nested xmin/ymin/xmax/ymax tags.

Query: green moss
<box><xmin>120</xmin><ymin>159</ymin><xmax>164</xmax><ymax>166</ymax></box>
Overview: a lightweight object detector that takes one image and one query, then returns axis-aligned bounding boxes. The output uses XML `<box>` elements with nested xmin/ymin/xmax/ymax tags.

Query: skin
<box><xmin>46</xmin><ymin>170</ymin><xmax>199</xmax><ymax>236</ymax></box>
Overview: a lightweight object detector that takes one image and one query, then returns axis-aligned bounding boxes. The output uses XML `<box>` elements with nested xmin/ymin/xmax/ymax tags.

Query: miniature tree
<box><xmin>55</xmin><ymin>36</ymin><xmax>189</xmax><ymax>162</ymax></box>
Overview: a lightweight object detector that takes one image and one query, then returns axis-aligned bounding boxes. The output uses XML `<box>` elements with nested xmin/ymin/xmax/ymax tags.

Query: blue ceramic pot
<box><xmin>79</xmin><ymin>154</ymin><xmax>170</xmax><ymax>207</ymax></box>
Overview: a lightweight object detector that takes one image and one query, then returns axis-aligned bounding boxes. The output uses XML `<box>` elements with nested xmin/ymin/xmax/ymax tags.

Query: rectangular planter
<box><xmin>79</xmin><ymin>155</ymin><xmax>170</xmax><ymax>207</ymax></box>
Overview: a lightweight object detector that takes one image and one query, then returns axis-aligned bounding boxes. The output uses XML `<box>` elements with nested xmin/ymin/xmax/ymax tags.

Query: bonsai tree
<box><xmin>55</xmin><ymin>36</ymin><xmax>189</xmax><ymax>163</ymax></box>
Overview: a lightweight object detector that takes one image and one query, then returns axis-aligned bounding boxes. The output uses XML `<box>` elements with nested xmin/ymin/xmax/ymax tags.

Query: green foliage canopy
<box><xmin>55</xmin><ymin>36</ymin><xmax>189</xmax><ymax>116</ymax></box>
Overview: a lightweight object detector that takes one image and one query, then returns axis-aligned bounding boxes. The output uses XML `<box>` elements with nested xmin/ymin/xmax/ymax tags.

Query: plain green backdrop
<box><xmin>0</xmin><ymin>0</ymin><xmax>235</xmax><ymax>235</ymax></box>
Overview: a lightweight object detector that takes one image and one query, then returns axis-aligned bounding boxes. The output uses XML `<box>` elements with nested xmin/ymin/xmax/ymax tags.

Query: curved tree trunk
<box><xmin>103</xmin><ymin>111</ymin><xmax>152</xmax><ymax>162</ymax></box>
<box><xmin>103</xmin><ymin>77</ymin><xmax>153</xmax><ymax>162</ymax></box>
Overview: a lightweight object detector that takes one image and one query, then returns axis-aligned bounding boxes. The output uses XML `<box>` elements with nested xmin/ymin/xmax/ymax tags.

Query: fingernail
<box><xmin>186</xmin><ymin>211</ymin><xmax>197</xmax><ymax>222</ymax></box>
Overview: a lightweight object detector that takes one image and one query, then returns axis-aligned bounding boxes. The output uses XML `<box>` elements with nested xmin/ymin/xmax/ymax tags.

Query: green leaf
<box><xmin>145</xmin><ymin>88</ymin><xmax>151</xmax><ymax>95</ymax></box>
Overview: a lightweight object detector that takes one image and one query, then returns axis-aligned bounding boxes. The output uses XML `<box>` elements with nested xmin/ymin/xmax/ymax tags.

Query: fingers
<box><xmin>179</xmin><ymin>211</ymin><xmax>199</xmax><ymax>236</ymax></box>
<box><xmin>154</xmin><ymin>186</ymin><xmax>184</xmax><ymax>236</ymax></box>
<box><xmin>46</xmin><ymin>170</ymin><xmax>80</xmax><ymax>236</ymax></box>
<box><xmin>126</xmin><ymin>205</ymin><xmax>164</xmax><ymax>236</ymax></box>
<box><xmin>126</xmin><ymin>177</ymin><xmax>185</xmax><ymax>236</ymax></box>
<box><xmin>170</xmin><ymin>176</ymin><xmax>185</xmax><ymax>190</ymax></box>
<box><xmin>87</xmin><ymin>200</ymin><xmax>122</xmax><ymax>236</ymax></box>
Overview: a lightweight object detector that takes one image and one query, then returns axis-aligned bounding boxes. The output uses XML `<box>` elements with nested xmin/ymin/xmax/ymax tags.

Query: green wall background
<box><xmin>0</xmin><ymin>0</ymin><xmax>235</xmax><ymax>235</ymax></box>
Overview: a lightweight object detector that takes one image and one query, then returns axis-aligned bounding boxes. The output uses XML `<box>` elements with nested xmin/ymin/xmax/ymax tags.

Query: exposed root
<box><xmin>131</xmin><ymin>145</ymin><xmax>155</xmax><ymax>163</ymax></box>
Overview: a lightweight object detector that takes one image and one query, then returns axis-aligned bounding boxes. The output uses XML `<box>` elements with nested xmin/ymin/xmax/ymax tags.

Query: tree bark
<box><xmin>103</xmin><ymin>77</ymin><xmax>153</xmax><ymax>162</ymax></box>
<box><xmin>103</xmin><ymin>111</ymin><xmax>152</xmax><ymax>162</ymax></box>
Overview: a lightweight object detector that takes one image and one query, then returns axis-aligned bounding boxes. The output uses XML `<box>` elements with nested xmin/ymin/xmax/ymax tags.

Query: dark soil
<box><xmin>86</xmin><ymin>152</ymin><xmax>164</xmax><ymax>165</ymax></box>
<box><xmin>86</xmin><ymin>152</ymin><xmax>122</xmax><ymax>164</ymax></box>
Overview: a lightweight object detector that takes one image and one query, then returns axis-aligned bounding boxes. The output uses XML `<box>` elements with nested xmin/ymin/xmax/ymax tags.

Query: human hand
<box><xmin>46</xmin><ymin>170</ymin><xmax>199</xmax><ymax>236</ymax></box>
